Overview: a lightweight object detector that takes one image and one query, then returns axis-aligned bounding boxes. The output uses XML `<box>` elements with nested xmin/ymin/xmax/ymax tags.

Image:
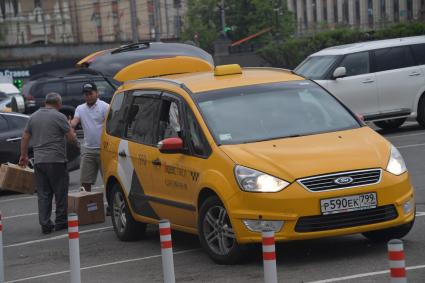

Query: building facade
<box><xmin>287</xmin><ymin>0</ymin><xmax>425</xmax><ymax>33</ymax></box>
<box><xmin>0</xmin><ymin>0</ymin><xmax>186</xmax><ymax>46</ymax></box>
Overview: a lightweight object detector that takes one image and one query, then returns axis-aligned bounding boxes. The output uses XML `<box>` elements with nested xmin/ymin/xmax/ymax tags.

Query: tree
<box><xmin>182</xmin><ymin>0</ymin><xmax>295</xmax><ymax>52</ymax></box>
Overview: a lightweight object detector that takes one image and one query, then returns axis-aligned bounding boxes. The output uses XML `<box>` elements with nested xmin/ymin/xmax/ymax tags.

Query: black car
<box><xmin>0</xmin><ymin>112</ymin><xmax>80</xmax><ymax>171</ymax></box>
<box><xmin>21</xmin><ymin>74</ymin><xmax>115</xmax><ymax>117</ymax></box>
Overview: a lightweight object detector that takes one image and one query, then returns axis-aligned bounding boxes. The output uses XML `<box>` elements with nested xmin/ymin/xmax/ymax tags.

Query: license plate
<box><xmin>320</xmin><ymin>193</ymin><xmax>377</xmax><ymax>215</ymax></box>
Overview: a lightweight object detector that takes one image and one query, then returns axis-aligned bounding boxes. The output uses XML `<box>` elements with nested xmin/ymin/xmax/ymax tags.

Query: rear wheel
<box><xmin>362</xmin><ymin>219</ymin><xmax>414</xmax><ymax>242</ymax></box>
<box><xmin>373</xmin><ymin>118</ymin><xmax>406</xmax><ymax>130</ymax></box>
<box><xmin>198</xmin><ymin>196</ymin><xmax>243</xmax><ymax>265</ymax></box>
<box><xmin>417</xmin><ymin>95</ymin><xmax>425</xmax><ymax>127</ymax></box>
<box><xmin>111</xmin><ymin>183</ymin><xmax>146</xmax><ymax>241</ymax></box>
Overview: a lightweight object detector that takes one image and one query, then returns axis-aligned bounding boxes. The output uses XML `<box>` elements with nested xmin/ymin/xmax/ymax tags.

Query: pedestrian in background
<box><xmin>70</xmin><ymin>82</ymin><xmax>109</xmax><ymax>193</ymax></box>
<box><xmin>19</xmin><ymin>92</ymin><xmax>79</xmax><ymax>234</ymax></box>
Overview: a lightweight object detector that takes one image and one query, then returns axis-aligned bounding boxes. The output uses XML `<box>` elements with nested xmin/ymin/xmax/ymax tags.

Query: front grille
<box><xmin>295</xmin><ymin>205</ymin><xmax>398</xmax><ymax>233</ymax></box>
<box><xmin>298</xmin><ymin>169</ymin><xmax>381</xmax><ymax>192</ymax></box>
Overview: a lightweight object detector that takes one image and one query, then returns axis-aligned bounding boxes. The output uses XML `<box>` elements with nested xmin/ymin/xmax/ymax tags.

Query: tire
<box><xmin>198</xmin><ymin>196</ymin><xmax>243</xmax><ymax>264</ymax></box>
<box><xmin>373</xmin><ymin>118</ymin><xmax>406</xmax><ymax>130</ymax></box>
<box><xmin>362</xmin><ymin>219</ymin><xmax>414</xmax><ymax>242</ymax></box>
<box><xmin>111</xmin><ymin>183</ymin><xmax>146</xmax><ymax>241</ymax></box>
<box><xmin>417</xmin><ymin>96</ymin><xmax>425</xmax><ymax>127</ymax></box>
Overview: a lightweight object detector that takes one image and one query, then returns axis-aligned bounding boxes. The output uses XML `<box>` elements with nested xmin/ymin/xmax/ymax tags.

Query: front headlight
<box><xmin>386</xmin><ymin>145</ymin><xmax>407</xmax><ymax>175</ymax></box>
<box><xmin>234</xmin><ymin>165</ymin><xmax>289</xmax><ymax>192</ymax></box>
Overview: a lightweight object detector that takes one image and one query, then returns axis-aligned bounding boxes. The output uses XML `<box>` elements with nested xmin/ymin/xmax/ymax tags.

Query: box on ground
<box><xmin>68</xmin><ymin>190</ymin><xmax>105</xmax><ymax>225</ymax></box>
<box><xmin>0</xmin><ymin>163</ymin><xmax>36</xmax><ymax>194</ymax></box>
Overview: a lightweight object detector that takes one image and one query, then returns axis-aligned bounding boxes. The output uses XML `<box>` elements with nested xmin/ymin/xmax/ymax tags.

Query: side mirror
<box><xmin>333</xmin><ymin>67</ymin><xmax>346</xmax><ymax>79</ymax></box>
<box><xmin>158</xmin><ymin>137</ymin><xmax>184</xmax><ymax>154</ymax></box>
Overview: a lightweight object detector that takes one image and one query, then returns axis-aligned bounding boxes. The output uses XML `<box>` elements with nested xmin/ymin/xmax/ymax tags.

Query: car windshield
<box><xmin>295</xmin><ymin>55</ymin><xmax>339</xmax><ymax>79</ymax></box>
<box><xmin>195</xmin><ymin>81</ymin><xmax>360</xmax><ymax>145</ymax></box>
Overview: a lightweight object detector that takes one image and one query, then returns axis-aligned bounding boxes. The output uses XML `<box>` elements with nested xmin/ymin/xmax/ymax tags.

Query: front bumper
<box><xmin>227</xmin><ymin>171</ymin><xmax>415</xmax><ymax>244</ymax></box>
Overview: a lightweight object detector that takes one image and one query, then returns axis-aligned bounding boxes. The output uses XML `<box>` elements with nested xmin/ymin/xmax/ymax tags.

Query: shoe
<box><xmin>55</xmin><ymin>223</ymin><xmax>68</xmax><ymax>231</ymax></box>
<box><xmin>106</xmin><ymin>206</ymin><xmax>111</xmax><ymax>216</ymax></box>
<box><xmin>41</xmin><ymin>225</ymin><xmax>54</xmax><ymax>235</ymax></box>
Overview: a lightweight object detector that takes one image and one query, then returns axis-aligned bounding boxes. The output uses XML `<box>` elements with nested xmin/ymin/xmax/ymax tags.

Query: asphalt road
<box><xmin>1</xmin><ymin>121</ymin><xmax>425</xmax><ymax>283</ymax></box>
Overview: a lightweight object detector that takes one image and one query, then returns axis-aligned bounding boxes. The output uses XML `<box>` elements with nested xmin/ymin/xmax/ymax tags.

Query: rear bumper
<box><xmin>227</xmin><ymin>171</ymin><xmax>415</xmax><ymax>244</ymax></box>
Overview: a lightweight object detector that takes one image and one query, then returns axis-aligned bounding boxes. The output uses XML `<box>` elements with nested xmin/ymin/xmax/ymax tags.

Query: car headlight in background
<box><xmin>386</xmin><ymin>145</ymin><xmax>407</xmax><ymax>175</ymax></box>
<box><xmin>234</xmin><ymin>165</ymin><xmax>289</xmax><ymax>192</ymax></box>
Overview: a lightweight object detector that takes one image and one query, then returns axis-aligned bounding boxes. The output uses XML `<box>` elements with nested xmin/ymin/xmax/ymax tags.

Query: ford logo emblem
<box><xmin>334</xmin><ymin>176</ymin><xmax>354</xmax><ymax>185</ymax></box>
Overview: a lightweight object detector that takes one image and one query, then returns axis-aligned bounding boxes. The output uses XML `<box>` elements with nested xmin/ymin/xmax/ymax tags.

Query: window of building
<box><xmin>373</xmin><ymin>46</ymin><xmax>415</xmax><ymax>72</ymax></box>
<box><xmin>339</xmin><ymin>51</ymin><xmax>370</xmax><ymax>76</ymax></box>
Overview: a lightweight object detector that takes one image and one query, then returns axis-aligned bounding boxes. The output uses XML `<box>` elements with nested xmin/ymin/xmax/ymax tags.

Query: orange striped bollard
<box><xmin>159</xmin><ymin>220</ymin><xmax>175</xmax><ymax>283</ymax></box>
<box><xmin>68</xmin><ymin>213</ymin><xmax>81</xmax><ymax>283</ymax></box>
<box><xmin>262</xmin><ymin>230</ymin><xmax>278</xmax><ymax>283</ymax></box>
<box><xmin>388</xmin><ymin>239</ymin><xmax>407</xmax><ymax>283</ymax></box>
<box><xmin>0</xmin><ymin>211</ymin><xmax>4</xmax><ymax>283</ymax></box>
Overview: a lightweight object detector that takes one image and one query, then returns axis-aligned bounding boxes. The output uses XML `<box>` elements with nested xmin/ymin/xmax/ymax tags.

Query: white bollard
<box><xmin>262</xmin><ymin>230</ymin><xmax>278</xmax><ymax>283</ymax></box>
<box><xmin>159</xmin><ymin>219</ymin><xmax>175</xmax><ymax>283</ymax></box>
<box><xmin>0</xmin><ymin>211</ymin><xmax>4</xmax><ymax>283</ymax></box>
<box><xmin>68</xmin><ymin>213</ymin><xmax>81</xmax><ymax>283</ymax></box>
<box><xmin>388</xmin><ymin>239</ymin><xmax>407</xmax><ymax>283</ymax></box>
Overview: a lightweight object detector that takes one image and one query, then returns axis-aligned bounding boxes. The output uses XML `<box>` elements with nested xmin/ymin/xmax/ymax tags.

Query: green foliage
<box><xmin>182</xmin><ymin>0</ymin><xmax>295</xmax><ymax>53</ymax></box>
<box><xmin>259</xmin><ymin>22</ymin><xmax>425</xmax><ymax>69</ymax></box>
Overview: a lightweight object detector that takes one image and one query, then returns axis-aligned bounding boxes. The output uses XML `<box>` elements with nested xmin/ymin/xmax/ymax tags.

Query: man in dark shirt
<box><xmin>19</xmin><ymin>92</ymin><xmax>79</xmax><ymax>234</ymax></box>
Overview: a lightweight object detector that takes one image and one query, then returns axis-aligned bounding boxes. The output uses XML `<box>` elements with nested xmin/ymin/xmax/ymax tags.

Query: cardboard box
<box><xmin>68</xmin><ymin>190</ymin><xmax>105</xmax><ymax>225</ymax></box>
<box><xmin>0</xmin><ymin>163</ymin><xmax>36</xmax><ymax>194</ymax></box>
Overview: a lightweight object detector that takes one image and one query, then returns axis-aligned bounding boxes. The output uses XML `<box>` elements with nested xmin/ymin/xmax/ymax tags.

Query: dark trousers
<box><xmin>34</xmin><ymin>163</ymin><xmax>69</xmax><ymax>227</ymax></box>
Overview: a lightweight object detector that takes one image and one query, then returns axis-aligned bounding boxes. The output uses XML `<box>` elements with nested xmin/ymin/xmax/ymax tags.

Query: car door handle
<box><xmin>409</xmin><ymin>72</ymin><xmax>421</xmax><ymax>77</ymax></box>
<box><xmin>362</xmin><ymin>79</ymin><xmax>375</xmax><ymax>84</ymax></box>
<box><xmin>6</xmin><ymin>137</ymin><xmax>22</xmax><ymax>142</ymax></box>
<box><xmin>152</xmin><ymin>158</ymin><xmax>162</xmax><ymax>166</ymax></box>
<box><xmin>118</xmin><ymin>150</ymin><xmax>127</xmax><ymax>157</ymax></box>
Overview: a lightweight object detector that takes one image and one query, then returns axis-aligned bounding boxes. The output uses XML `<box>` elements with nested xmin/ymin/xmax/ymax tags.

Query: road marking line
<box><xmin>307</xmin><ymin>264</ymin><xmax>425</xmax><ymax>283</ymax></box>
<box><xmin>397</xmin><ymin>143</ymin><xmax>425</xmax><ymax>149</ymax></box>
<box><xmin>4</xmin><ymin>226</ymin><xmax>113</xmax><ymax>248</ymax></box>
<box><xmin>3</xmin><ymin>212</ymin><xmax>38</xmax><ymax>220</ymax></box>
<box><xmin>5</xmin><ymin>249</ymin><xmax>198</xmax><ymax>283</ymax></box>
<box><xmin>0</xmin><ymin>196</ymin><xmax>36</xmax><ymax>203</ymax></box>
<box><xmin>416</xmin><ymin>211</ymin><xmax>425</xmax><ymax>217</ymax></box>
<box><xmin>385</xmin><ymin>132</ymin><xmax>425</xmax><ymax>139</ymax></box>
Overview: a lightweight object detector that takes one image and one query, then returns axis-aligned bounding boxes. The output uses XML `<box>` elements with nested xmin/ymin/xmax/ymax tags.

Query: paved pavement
<box><xmin>1</xmin><ymin>121</ymin><xmax>425</xmax><ymax>282</ymax></box>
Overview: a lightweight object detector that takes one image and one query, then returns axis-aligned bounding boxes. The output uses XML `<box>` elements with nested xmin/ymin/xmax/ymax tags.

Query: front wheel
<box><xmin>111</xmin><ymin>184</ymin><xmax>146</xmax><ymax>241</ymax></box>
<box><xmin>362</xmin><ymin>219</ymin><xmax>414</xmax><ymax>242</ymax></box>
<box><xmin>198</xmin><ymin>196</ymin><xmax>243</xmax><ymax>265</ymax></box>
<box><xmin>373</xmin><ymin>118</ymin><xmax>406</xmax><ymax>130</ymax></box>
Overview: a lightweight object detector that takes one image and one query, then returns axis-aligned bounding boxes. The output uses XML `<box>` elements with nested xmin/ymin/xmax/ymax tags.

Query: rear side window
<box><xmin>411</xmin><ymin>44</ymin><xmax>425</xmax><ymax>65</ymax></box>
<box><xmin>34</xmin><ymin>82</ymin><xmax>65</xmax><ymax>98</ymax></box>
<box><xmin>67</xmin><ymin>81</ymin><xmax>85</xmax><ymax>97</ymax></box>
<box><xmin>125</xmin><ymin>93</ymin><xmax>161</xmax><ymax>145</ymax></box>
<box><xmin>373</xmin><ymin>46</ymin><xmax>415</xmax><ymax>72</ymax></box>
<box><xmin>338</xmin><ymin>52</ymin><xmax>370</xmax><ymax>77</ymax></box>
<box><xmin>0</xmin><ymin>115</ymin><xmax>8</xmax><ymax>131</ymax></box>
<box><xmin>95</xmin><ymin>80</ymin><xmax>115</xmax><ymax>99</ymax></box>
<box><xmin>5</xmin><ymin>115</ymin><xmax>28</xmax><ymax>128</ymax></box>
<box><xmin>106</xmin><ymin>92</ymin><xmax>132</xmax><ymax>137</ymax></box>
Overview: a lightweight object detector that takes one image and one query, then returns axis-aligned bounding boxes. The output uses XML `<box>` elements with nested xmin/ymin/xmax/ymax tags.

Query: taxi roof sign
<box><xmin>113</xmin><ymin>56</ymin><xmax>214</xmax><ymax>82</ymax></box>
<box><xmin>214</xmin><ymin>64</ymin><xmax>242</xmax><ymax>76</ymax></box>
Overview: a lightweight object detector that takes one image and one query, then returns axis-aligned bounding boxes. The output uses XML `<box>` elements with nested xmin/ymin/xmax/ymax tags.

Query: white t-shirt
<box><xmin>75</xmin><ymin>99</ymin><xmax>109</xmax><ymax>149</ymax></box>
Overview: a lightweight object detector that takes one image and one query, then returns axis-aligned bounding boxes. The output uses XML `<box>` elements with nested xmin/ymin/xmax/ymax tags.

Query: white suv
<box><xmin>295</xmin><ymin>36</ymin><xmax>425</xmax><ymax>130</ymax></box>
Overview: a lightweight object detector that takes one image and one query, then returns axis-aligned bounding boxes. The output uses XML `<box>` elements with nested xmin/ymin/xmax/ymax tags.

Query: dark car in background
<box><xmin>21</xmin><ymin>74</ymin><xmax>115</xmax><ymax>117</ymax></box>
<box><xmin>0</xmin><ymin>112</ymin><xmax>80</xmax><ymax>171</ymax></box>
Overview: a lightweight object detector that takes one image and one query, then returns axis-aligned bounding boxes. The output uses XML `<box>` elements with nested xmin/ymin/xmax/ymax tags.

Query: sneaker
<box><xmin>41</xmin><ymin>224</ymin><xmax>54</xmax><ymax>235</ymax></box>
<box><xmin>55</xmin><ymin>223</ymin><xmax>68</xmax><ymax>231</ymax></box>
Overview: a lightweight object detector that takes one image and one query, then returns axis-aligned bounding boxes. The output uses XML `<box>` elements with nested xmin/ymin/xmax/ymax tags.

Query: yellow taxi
<box><xmin>100</xmin><ymin>60</ymin><xmax>415</xmax><ymax>264</ymax></box>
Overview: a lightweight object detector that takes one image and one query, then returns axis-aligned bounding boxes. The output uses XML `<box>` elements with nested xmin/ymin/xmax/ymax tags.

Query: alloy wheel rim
<box><xmin>113</xmin><ymin>191</ymin><xmax>127</xmax><ymax>233</ymax></box>
<box><xmin>202</xmin><ymin>205</ymin><xmax>235</xmax><ymax>256</ymax></box>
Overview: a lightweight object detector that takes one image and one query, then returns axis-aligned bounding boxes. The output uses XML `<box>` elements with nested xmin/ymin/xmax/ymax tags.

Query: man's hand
<box><xmin>19</xmin><ymin>154</ymin><xmax>29</xmax><ymax>167</ymax></box>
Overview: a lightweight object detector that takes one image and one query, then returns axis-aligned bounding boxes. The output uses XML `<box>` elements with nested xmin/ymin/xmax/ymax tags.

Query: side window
<box><xmin>106</xmin><ymin>92</ymin><xmax>131</xmax><ymax>137</ymax></box>
<box><xmin>338</xmin><ymin>52</ymin><xmax>369</xmax><ymax>77</ymax></box>
<box><xmin>94</xmin><ymin>80</ymin><xmax>115</xmax><ymax>99</ymax></box>
<box><xmin>5</xmin><ymin>115</ymin><xmax>28</xmax><ymax>128</ymax></box>
<box><xmin>373</xmin><ymin>46</ymin><xmax>415</xmax><ymax>72</ymax></box>
<box><xmin>158</xmin><ymin>97</ymin><xmax>182</xmax><ymax>141</ymax></box>
<box><xmin>67</xmin><ymin>81</ymin><xmax>84</xmax><ymax>97</ymax></box>
<box><xmin>41</xmin><ymin>82</ymin><xmax>65</xmax><ymax>97</ymax></box>
<box><xmin>411</xmin><ymin>44</ymin><xmax>425</xmax><ymax>65</ymax></box>
<box><xmin>185</xmin><ymin>107</ymin><xmax>211</xmax><ymax>157</ymax></box>
<box><xmin>125</xmin><ymin>92</ymin><xmax>161</xmax><ymax>145</ymax></box>
<box><xmin>0</xmin><ymin>116</ymin><xmax>8</xmax><ymax>131</ymax></box>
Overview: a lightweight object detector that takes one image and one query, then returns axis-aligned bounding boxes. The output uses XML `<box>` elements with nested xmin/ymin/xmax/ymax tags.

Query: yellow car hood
<box><xmin>220</xmin><ymin>127</ymin><xmax>390</xmax><ymax>182</ymax></box>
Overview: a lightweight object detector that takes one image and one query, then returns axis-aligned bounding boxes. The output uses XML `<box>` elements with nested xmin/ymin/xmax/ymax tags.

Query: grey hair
<box><xmin>45</xmin><ymin>92</ymin><xmax>62</xmax><ymax>105</ymax></box>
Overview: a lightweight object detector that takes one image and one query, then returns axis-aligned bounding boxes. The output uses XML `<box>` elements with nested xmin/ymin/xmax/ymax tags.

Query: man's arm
<box><xmin>19</xmin><ymin>131</ymin><xmax>31</xmax><ymax>167</ymax></box>
<box><xmin>65</xmin><ymin>128</ymin><xmax>80</xmax><ymax>148</ymax></box>
<box><xmin>70</xmin><ymin>116</ymin><xmax>80</xmax><ymax>129</ymax></box>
